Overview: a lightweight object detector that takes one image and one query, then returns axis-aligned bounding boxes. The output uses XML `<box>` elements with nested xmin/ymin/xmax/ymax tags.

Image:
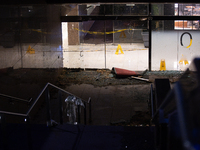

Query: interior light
<box><xmin>126</xmin><ymin>4</ymin><xmax>135</xmax><ymax>6</ymax></box>
<box><xmin>25</xmin><ymin>118</ymin><xmax>27</xmax><ymax>122</ymax></box>
<box><xmin>175</xmin><ymin>3</ymin><xmax>178</xmax><ymax>8</ymax></box>
<box><xmin>96</xmin><ymin>3</ymin><xmax>100</xmax><ymax>6</ymax></box>
<box><xmin>140</xmin><ymin>18</ymin><xmax>147</xmax><ymax>21</ymax></box>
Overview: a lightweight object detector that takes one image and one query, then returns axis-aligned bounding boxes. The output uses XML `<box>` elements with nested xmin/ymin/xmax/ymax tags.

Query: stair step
<box><xmin>0</xmin><ymin>123</ymin><xmax>155</xmax><ymax>150</ymax></box>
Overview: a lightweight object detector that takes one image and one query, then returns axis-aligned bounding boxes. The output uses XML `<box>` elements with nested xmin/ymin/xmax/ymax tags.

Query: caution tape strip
<box><xmin>30</xmin><ymin>28</ymin><xmax>134</xmax><ymax>35</ymax></box>
<box><xmin>74</xmin><ymin>28</ymin><xmax>134</xmax><ymax>35</ymax></box>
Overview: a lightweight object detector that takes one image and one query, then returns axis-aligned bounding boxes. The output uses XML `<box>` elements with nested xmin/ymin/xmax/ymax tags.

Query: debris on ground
<box><xmin>95</xmin><ymin>73</ymin><xmax>101</xmax><ymax>81</ymax></box>
<box><xmin>131</xmin><ymin>76</ymin><xmax>151</xmax><ymax>82</ymax></box>
<box><xmin>112</xmin><ymin>67</ymin><xmax>140</xmax><ymax>77</ymax></box>
<box><xmin>110</xmin><ymin>111</ymin><xmax>151</xmax><ymax>126</ymax></box>
<box><xmin>0</xmin><ymin>67</ymin><xmax>13</xmax><ymax>75</ymax></box>
<box><xmin>0</xmin><ymin>68</ymin><xmax>185</xmax><ymax>126</ymax></box>
<box><xmin>57</xmin><ymin>69</ymin><xmax>148</xmax><ymax>87</ymax></box>
<box><xmin>57</xmin><ymin>69</ymin><xmax>184</xmax><ymax>87</ymax></box>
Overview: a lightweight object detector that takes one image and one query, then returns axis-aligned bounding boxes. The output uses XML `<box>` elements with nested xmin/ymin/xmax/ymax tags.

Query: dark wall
<box><xmin>0</xmin><ymin>5</ymin><xmax>62</xmax><ymax>47</ymax></box>
<box><xmin>45</xmin><ymin>0</ymin><xmax>199</xmax><ymax>4</ymax></box>
<box><xmin>1</xmin><ymin>0</ymin><xmax>198</xmax><ymax>5</ymax></box>
<box><xmin>164</xmin><ymin>4</ymin><xmax>174</xmax><ymax>30</ymax></box>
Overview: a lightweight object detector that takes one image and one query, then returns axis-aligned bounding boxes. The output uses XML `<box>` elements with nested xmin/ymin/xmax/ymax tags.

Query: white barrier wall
<box><xmin>152</xmin><ymin>30</ymin><xmax>200</xmax><ymax>71</ymax></box>
<box><xmin>0</xmin><ymin>44</ymin><xmax>63</xmax><ymax>69</ymax></box>
<box><xmin>2</xmin><ymin>30</ymin><xmax>200</xmax><ymax>70</ymax></box>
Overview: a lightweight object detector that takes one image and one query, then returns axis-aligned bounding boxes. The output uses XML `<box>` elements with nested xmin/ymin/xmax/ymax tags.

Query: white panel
<box><xmin>152</xmin><ymin>31</ymin><xmax>178</xmax><ymax>71</ymax></box>
<box><xmin>152</xmin><ymin>30</ymin><xmax>200</xmax><ymax>71</ymax></box>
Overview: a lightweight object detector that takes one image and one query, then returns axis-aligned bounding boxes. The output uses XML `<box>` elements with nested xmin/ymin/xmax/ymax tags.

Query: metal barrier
<box><xmin>0</xmin><ymin>93</ymin><xmax>32</xmax><ymax>103</ymax></box>
<box><xmin>0</xmin><ymin>82</ymin><xmax>92</xmax><ymax>149</ymax></box>
<box><xmin>150</xmin><ymin>58</ymin><xmax>200</xmax><ymax>150</ymax></box>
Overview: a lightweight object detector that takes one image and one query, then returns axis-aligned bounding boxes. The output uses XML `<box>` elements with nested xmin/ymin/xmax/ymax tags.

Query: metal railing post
<box><xmin>26</xmin><ymin>115</ymin><xmax>32</xmax><ymax>150</ymax></box>
<box><xmin>0</xmin><ymin>114</ymin><xmax>8</xmax><ymax>150</ymax></box>
<box><xmin>84</xmin><ymin>102</ymin><xmax>87</xmax><ymax>125</ymax></box>
<box><xmin>45</xmin><ymin>86</ymin><xmax>51</xmax><ymax>126</ymax></box>
<box><xmin>89</xmin><ymin>97</ymin><xmax>92</xmax><ymax>124</ymax></box>
<box><xmin>174</xmin><ymin>82</ymin><xmax>193</xmax><ymax>150</ymax></box>
<box><xmin>58</xmin><ymin>90</ymin><xmax>63</xmax><ymax>124</ymax></box>
<box><xmin>77</xmin><ymin>105</ymin><xmax>80</xmax><ymax>124</ymax></box>
<box><xmin>151</xmin><ymin>84</ymin><xmax>154</xmax><ymax>118</ymax></box>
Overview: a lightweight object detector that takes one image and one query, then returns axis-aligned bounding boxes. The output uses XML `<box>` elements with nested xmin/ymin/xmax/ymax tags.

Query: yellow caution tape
<box><xmin>74</xmin><ymin>28</ymin><xmax>131</xmax><ymax>35</ymax></box>
<box><xmin>29</xmin><ymin>28</ymin><xmax>133</xmax><ymax>35</ymax></box>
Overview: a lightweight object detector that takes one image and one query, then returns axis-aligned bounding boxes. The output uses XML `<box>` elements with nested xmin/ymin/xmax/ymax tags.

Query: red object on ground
<box><xmin>112</xmin><ymin>67</ymin><xmax>140</xmax><ymax>76</ymax></box>
<box><xmin>0</xmin><ymin>67</ymin><xmax>13</xmax><ymax>74</ymax></box>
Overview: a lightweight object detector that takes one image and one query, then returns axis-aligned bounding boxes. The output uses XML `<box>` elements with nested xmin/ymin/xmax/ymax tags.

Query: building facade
<box><xmin>0</xmin><ymin>3</ymin><xmax>200</xmax><ymax>71</ymax></box>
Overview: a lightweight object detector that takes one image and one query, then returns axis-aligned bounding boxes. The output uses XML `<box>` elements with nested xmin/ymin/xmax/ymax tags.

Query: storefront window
<box><xmin>174</xmin><ymin>4</ymin><xmax>200</xmax><ymax>30</ymax></box>
<box><xmin>151</xmin><ymin>3</ymin><xmax>200</xmax><ymax>16</ymax></box>
<box><xmin>64</xmin><ymin>3</ymin><xmax>149</xmax><ymax>16</ymax></box>
<box><xmin>174</xmin><ymin>20</ymin><xmax>199</xmax><ymax>30</ymax></box>
<box><xmin>61</xmin><ymin>3</ymin><xmax>149</xmax><ymax>70</ymax></box>
<box><xmin>151</xmin><ymin>4</ymin><xmax>175</xmax><ymax>16</ymax></box>
<box><xmin>2</xmin><ymin>3</ymin><xmax>200</xmax><ymax>70</ymax></box>
<box><xmin>176</xmin><ymin>4</ymin><xmax>200</xmax><ymax>16</ymax></box>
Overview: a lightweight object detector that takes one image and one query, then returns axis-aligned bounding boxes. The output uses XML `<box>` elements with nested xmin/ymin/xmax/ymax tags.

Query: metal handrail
<box><xmin>26</xmin><ymin>83</ymin><xmax>49</xmax><ymax>115</ymax></box>
<box><xmin>0</xmin><ymin>93</ymin><xmax>32</xmax><ymax>103</ymax></box>
<box><xmin>152</xmin><ymin>87</ymin><xmax>175</xmax><ymax>122</ymax></box>
<box><xmin>48</xmin><ymin>83</ymin><xmax>89</xmax><ymax>103</ymax></box>
<box><xmin>174</xmin><ymin>82</ymin><xmax>193</xmax><ymax>150</ymax></box>
<box><xmin>152</xmin><ymin>81</ymin><xmax>195</xmax><ymax>150</ymax></box>
<box><xmin>0</xmin><ymin>110</ymin><xmax>27</xmax><ymax>117</ymax></box>
<box><xmin>150</xmin><ymin>84</ymin><xmax>154</xmax><ymax>118</ymax></box>
<box><xmin>0</xmin><ymin>82</ymin><xmax>91</xmax><ymax>118</ymax></box>
<box><xmin>0</xmin><ymin>82</ymin><xmax>92</xmax><ymax>150</ymax></box>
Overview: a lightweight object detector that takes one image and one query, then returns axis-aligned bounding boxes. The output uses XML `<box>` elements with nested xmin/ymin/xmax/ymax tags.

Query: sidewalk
<box><xmin>63</xmin><ymin>43</ymin><xmax>148</xmax><ymax>71</ymax></box>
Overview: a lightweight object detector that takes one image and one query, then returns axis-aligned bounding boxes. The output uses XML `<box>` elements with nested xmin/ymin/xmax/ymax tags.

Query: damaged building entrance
<box><xmin>62</xmin><ymin>20</ymin><xmax>149</xmax><ymax>71</ymax></box>
<box><xmin>61</xmin><ymin>3</ymin><xmax>200</xmax><ymax>71</ymax></box>
<box><xmin>61</xmin><ymin>4</ymin><xmax>149</xmax><ymax>71</ymax></box>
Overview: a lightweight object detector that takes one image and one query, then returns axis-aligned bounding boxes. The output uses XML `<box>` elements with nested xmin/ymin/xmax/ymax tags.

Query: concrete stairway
<box><xmin>0</xmin><ymin>123</ymin><xmax>155</xmax><ymax>150</ymax></box>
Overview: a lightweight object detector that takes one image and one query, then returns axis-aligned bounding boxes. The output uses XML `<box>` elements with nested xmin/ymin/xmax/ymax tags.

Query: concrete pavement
<box><xmin>64</xmin><ymin>84</ymin><xmax>151</xmax><ymax>126</ymax></box>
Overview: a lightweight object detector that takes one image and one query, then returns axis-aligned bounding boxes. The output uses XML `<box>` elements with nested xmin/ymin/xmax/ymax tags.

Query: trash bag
<box><xmin>65</xmin><ymin>96</ymin><xmax>85</xmax><ymax>125</ymax></box>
